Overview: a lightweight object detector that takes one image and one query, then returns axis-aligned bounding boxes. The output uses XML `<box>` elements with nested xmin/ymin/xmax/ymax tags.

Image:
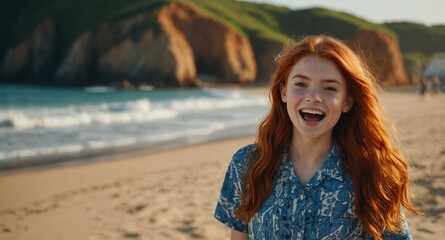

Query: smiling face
<box><xmin>281</xmin><ymin>55</ymin><xmax>354</xmax><ymax>142</ymax></box>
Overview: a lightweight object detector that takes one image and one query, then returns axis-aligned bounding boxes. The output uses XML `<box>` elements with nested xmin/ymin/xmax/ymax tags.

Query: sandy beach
<box><xmin>0</xmin><ymin>89</ymin><xmax>444</xmax><ymax>240</ymax></box>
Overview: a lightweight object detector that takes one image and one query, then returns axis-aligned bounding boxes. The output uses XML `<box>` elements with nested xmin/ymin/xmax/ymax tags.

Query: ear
<box><xmin>342</xmin><ymin>95</ymin><xmax>354</xmax><ymax>113</ymax></box>
<box><xmin>280</xmin><ymin>82</ymin><xmax>287</xmax><ymax>103</ymax></box>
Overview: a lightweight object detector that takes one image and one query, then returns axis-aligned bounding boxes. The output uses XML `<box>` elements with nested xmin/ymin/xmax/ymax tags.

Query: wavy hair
<box><xmin>235</xmin><ymin>35</ymin><xmax>419</xmax><ymax>239</ymax></box>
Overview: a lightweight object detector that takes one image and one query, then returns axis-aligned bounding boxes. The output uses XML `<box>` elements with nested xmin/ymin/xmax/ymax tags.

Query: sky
<box><xmin>244</xmin><ymin>0</ymin><xmax>445</xmax><ymax>26</ymax></box>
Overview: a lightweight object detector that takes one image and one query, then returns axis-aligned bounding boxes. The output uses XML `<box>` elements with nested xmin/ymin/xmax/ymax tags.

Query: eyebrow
<box><xmin>291</xmin><ymin>74</ymin><xmax>341</xmax><ymax>85</ymax></box>
<box><xmin>291</xmin><ymin>74</ymin><xmax>309</xmax><ymax>80</ymax></box>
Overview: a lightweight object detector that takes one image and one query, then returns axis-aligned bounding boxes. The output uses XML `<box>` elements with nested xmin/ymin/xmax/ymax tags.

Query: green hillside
<box><xmin>384</xmin><ymin>22</ymin><xmax>445</xmax><ymax>55</ymax></box>
<box><xmin>384</xmin><ymin>22</ymin><xmax>445</xmax><ymax>75</ymax></box>
<box><xmin>287</xmin><ymin>8</ymin><xmax>396</xmax><ymax>39</ymax></box>
<box><xmin>1</xmin><ymin>0</ymin><xmax>445</xmax><ymax>65</ymax></box>
<box><xmin>180</xmin><ymin>0</ymin><xmax>393</xmax><ymax>41</ymax></box>
<box><xmin>179</xmin><ymin>0</ymin><xmax>291</xmax><ymax>41</ymax></box>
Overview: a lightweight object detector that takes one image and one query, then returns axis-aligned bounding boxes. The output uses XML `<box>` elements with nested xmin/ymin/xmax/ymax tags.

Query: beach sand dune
<box><xmin>0</xmin><ymin>90</ymin><xmax>444</xmax><ymax>240</ymax></box>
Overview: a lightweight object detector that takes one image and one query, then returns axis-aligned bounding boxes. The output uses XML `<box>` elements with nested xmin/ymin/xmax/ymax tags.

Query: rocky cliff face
<box><xmin>1</xmin><ymin>19</ymin><xmax>56</xmax><ymax>83</ymax></box>
<box><xmin>54</xmin><ymin>31</ymin><xmax>94</xmax><ymax>85</ymax></box>
<box><xmin>12</xmin><ymin>5</ymin><xmax>200</xmax><ymax>87</ymax></box>
<box><xmin>0</xmin><ymin>2</ymin><xmax>256</xmax><ymax>87</ymax></box>
<box><xmin>349</xmin><ymin>30</ymin><xmax>409</xmax><ymax>86</ymax></box>
<box><xmin>161</xmin><ymin>3</ymin><xmax>256</xmax><ymax>84</ymax></box>
<box><xmin>94</xmin><ymin>14</ymin><xmax>198</xmax><ymax>87</ymax></box>
<box><xmin>1</xmin><ymin>3</ymin><xmax>410</xmax><ymax>88</ymax></box>
<box><xmin>250</xmin><ymin>39</ymin><xmax>283</xmax><ymax>85</ymax></box>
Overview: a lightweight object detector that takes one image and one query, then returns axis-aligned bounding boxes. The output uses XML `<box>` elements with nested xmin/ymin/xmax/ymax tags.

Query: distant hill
<box><xmin>0</xmin><ymin>0</ymin><xmax>169</xmax><ymax>59</ymax></box>
<box><xmin>3</xmin><ymin>0</ymin><xmax>444</xmax><ymax>57</ymax></box>
<box><xmin>1</xmin><ymin>0</ymin><xmax>444</xmax><ymax>87</ymax></box>
<box><xmin>384</xmin><ymin>22</ymin><xmax>445</xmax><ymax>55</ymax></box>
<box><xmin>383</xmin><ymin>22</ymin><xmax>445</xmax><ymax>81</ymax></box>
<box><xmin>180</xmin><ymin>0</ymin><xmax>395</xmax><ymax>41</ymax></box>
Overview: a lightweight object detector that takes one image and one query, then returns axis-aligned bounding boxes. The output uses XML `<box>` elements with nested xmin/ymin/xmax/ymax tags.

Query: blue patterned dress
<box><xmin>214</xmin><ymin>144</ymin><xmax>412</xmax><ymax>239</ymax></box>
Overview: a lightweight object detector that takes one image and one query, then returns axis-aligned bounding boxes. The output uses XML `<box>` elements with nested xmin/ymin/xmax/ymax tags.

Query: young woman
<box><xmin>214</xmin><ymin>35</ymin><xmax>419</xmax><ymax>239</ymax></box>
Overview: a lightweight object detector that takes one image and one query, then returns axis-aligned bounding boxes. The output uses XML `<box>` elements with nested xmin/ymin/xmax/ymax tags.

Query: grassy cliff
<box><xmin>1</xmin><ymin>0</ymin><xmax>444</xmax><ymax>66</ymax></box>
<box><xmin>179</xmin><ymin>0</ymin><xmax>394</xmax><ymax>41</ymax></box>
<box><xmin>384</xmin><ymin>22</ymin><xmax>445</xmax><ymax>55</ymax></box>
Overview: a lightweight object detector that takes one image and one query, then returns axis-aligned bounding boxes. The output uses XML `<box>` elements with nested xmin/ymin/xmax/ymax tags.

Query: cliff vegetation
<box><xmin>1</xmin><ymin>0</ymin><xmax>444</xmax><ymax>87</ymax></box>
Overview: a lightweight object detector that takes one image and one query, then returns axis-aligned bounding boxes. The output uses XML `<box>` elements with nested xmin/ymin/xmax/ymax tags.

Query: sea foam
<box><xmin>0</xmin><ymin>86</ymin><xmax>268</xmax><ymax>169</ymax></box>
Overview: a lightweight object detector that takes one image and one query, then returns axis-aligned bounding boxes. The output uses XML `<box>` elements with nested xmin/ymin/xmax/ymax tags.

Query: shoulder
<box><xmin>224</xmin><ymin>144</ymin><xmax>257</xmax><ymax>181</ymax></box>
<box><xmin>215</xmin><ymin>144</ymin><xmax>256</xmax><ymax>233</ymax></box>
<box><xmin>217</xmin><ymin>144</ymin><xmax>257</xmax><ymax>203</ymax></box>
<box><xmin>232</xmin><ymin>144</ymin><xmax>257</xmax><ymax>164</ymax></box>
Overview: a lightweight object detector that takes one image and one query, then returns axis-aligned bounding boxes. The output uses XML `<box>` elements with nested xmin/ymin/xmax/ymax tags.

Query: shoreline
<box><xmin>0</xmin><ymin>129</ymin><xmax>258</xmax><ymax>175</ymax></box>
<box><xmin>0</xmin><ymin>86</ymin><xmax>268</xmax><ymax>173</ymax></box>
<box><xmin>0</xmin><ymin>136</ymin><xmax>255</xmax><ymax>239</ymax></box>
<box><xmin>0</xmin><ymin>136</ymin><xmax>256</xmax><ymax>210</ymax></box>
<box><xmin>0</xmin><ymin>89</ymin><xmax>444</xmax><ymax>239</ymax></box>
<box><xmin>0</xmin><ymin>87</ymin><xmax>427</xmax><ymax>175</ymax></box>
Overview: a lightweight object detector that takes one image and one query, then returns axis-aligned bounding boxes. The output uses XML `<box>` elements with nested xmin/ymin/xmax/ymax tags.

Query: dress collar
<box><xmin>317</xmin><ymin>143</ymin><xmax>344</xmax><ymax>182</ymax></box>
<box><xmin>282</xmin><ymin>141</ymin><xmax>345</xmax><ymax>188</ymax></box>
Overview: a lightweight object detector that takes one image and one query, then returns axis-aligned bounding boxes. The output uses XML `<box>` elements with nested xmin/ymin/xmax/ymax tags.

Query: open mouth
<box><xmin>299</xmin><ymin>109</ymin><xmax>326</xmax><ymax>122</ymax></box>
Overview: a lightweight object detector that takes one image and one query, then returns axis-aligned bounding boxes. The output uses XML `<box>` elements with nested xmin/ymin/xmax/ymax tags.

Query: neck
<box><xmin>289</xmin><ymin>134</ymin><xmax>333</xmax><ymax>167</ymax></box>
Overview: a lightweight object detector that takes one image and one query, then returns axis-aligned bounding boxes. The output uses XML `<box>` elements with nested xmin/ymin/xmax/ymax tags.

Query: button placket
<box><xmin>299</xmin><ymin>188</ymin><xmax>311</xmax><ymax>239</ymax></box>
<box><xmin>296</xmin><ymin>231</ymin><xmax>302</xmax><ymax>240</ymax></box>
<box><xmin>298</xmin><ymin>191</ymin><xmax>306</xmax><ymax>240</ymax></box>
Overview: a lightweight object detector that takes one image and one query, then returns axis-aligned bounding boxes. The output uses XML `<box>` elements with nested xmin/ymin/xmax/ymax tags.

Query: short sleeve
<box><xmin>382</xmin><ymin>210</ymin><xmax>412</xmax><ymax>240</ymax></box>
<box><xmin>214</xmin><ymin>144</ymin><xmax>254</xmax><ymax>233</ymax></box>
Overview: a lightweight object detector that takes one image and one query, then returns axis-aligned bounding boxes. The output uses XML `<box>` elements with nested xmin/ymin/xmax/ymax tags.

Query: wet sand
<box><xmin>0</xmin><ymin>89</ymin><xmax>444</xmax><ymax>239</ymax></box>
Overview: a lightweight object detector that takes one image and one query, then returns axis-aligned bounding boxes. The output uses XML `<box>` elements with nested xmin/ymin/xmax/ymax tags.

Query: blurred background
<box><xmin>0</xmin><ymin>0</ymin><xmax>444</xmax><ymax>239</ymax></box>
<box><xmin>1</xmin><ymin>0</ymin><xmax>444</xmax><ymax>169</ymax></box>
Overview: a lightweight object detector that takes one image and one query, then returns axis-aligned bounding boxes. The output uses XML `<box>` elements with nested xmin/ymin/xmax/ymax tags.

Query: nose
<box><xmin>305</xmin><ymin>88</ymin><xmax>322</xmax><ymax>103</ymax></box>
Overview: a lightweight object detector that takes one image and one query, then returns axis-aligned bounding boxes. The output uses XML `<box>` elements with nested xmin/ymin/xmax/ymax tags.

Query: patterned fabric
<box><xmin>214</xmin><ymin>144</ymin><xmax>412</xmax><ymax>240</ymax></box>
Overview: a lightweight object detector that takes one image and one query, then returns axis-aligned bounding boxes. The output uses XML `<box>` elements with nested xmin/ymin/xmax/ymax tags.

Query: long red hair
<box><xmin>235</xmin><ymin>35</ymin><xmax>419</xmax><ymax>239</ymax></box>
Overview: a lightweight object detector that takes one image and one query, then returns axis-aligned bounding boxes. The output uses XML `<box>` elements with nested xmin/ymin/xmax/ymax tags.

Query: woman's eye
<box><xmin>295</xmin><ymin>82</ymin><xmax>306</xmax><ymax>87</ymax></box>
<box><xmin>324</xmin><ymin>87</ymin><xmax>337</xmax><ymax>91</ymax></box>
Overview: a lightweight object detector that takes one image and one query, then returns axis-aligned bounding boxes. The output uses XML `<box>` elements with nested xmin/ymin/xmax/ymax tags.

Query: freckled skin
<box><xmin>281</xmin><ymin>55</ymin><xmax>353</xmax><ymax>142</ymax></box>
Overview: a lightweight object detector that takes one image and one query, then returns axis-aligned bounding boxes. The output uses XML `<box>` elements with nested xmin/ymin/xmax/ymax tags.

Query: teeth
<box><xmin>301</xmin><ymin>109</ymin><xmax>324</xmax><ymax>115</ymax></box>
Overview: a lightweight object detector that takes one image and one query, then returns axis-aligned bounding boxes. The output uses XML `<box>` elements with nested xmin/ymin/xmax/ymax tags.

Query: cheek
<box><xmin>289</xmin><ymin>88</ymin><xmax>306</xmax><ymax>99</ymax></box>
<box><xmin>326</xmin><ymin>97</ymin><xmax>347</xmax><ymax>114</ymax></box>
<box><xmin>323</xmin><ymin>93</ymin><xmax>340</xmax><ymax>103</ymax></box>
<box><xmin>323</xmin><ymin>92</ymin><xmax>346</xmax><ymax>104</ymax></box>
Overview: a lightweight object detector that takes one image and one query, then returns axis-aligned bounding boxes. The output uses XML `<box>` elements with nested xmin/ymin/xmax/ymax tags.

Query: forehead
<box><xmin>288</xmin><ymin>55</ymin><xmax>345</xmax><ymax>83</ymax></box>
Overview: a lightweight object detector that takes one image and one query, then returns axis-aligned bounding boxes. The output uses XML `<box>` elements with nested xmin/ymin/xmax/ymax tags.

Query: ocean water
<box><xmin>0</xmin><ymin>84</ymin><xmax>269</xmax><ymax>170</ymax></box>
